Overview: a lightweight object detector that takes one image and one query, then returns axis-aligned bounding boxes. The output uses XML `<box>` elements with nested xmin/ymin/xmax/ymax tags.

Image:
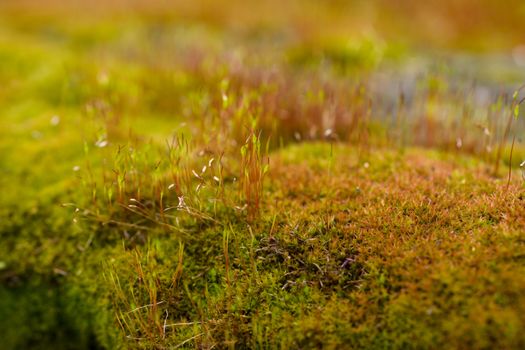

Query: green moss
<box><xmin>2</xmin><ymin>6</ymin><xmax>525</xmax><ymax>349</ymax></box>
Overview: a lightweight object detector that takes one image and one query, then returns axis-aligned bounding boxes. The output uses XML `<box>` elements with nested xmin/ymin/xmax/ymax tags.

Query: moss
<box><xmin>4</xmin><ymin>133</ymin><xmax>525</xmax><ymax>349</ymax></box>
<box><xmin>2</xmin><ymin>6</ymin><xmax>525</xmax><ymax>349</ymax></box>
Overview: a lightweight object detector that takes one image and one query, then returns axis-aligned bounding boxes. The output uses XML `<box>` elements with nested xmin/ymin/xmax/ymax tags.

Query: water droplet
<box><xmin>95</xmin><ymin>139</ymin><xmax>108</xmax><ymax>148</ymax></box>
<box><xmin>50</xmin><ymin>115</ymin><xmax>60</xmax><ymax>126</ymax></box>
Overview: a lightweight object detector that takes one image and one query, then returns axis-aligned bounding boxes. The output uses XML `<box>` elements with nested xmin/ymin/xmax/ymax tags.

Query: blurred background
<box><xmin>2</xmin><ymin>0</ymin><xmax>525</xmax><ymax>51</ymax></box>
<box><xmin>2</xmin><ymin>0</ymin><xmax>525</xmax><ymax>154</ymax></box>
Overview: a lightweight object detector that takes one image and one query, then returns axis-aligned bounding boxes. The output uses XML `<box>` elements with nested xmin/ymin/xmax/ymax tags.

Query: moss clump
<box><xmin>2</xmin><ymin>5</ymin><xmax>525</xmax><ymax>348</ymax></box>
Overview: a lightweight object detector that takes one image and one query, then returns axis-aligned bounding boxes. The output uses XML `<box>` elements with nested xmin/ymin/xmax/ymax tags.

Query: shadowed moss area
<box><xmin>0</xmin><ymin>282</ymin><xmax>109</xmax><ymax>350</ymax></box>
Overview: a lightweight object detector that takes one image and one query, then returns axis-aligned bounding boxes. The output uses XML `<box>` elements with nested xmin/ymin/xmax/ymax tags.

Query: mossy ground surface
<box><xmin>3</xmin><ymin>140</ymin><xmax>525</xmax><ymax>349</ymax></box>
<box><xmin>2</xmin><ymin>2</ymin><xmax>525</xmax><ymax>349</ymax></box>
